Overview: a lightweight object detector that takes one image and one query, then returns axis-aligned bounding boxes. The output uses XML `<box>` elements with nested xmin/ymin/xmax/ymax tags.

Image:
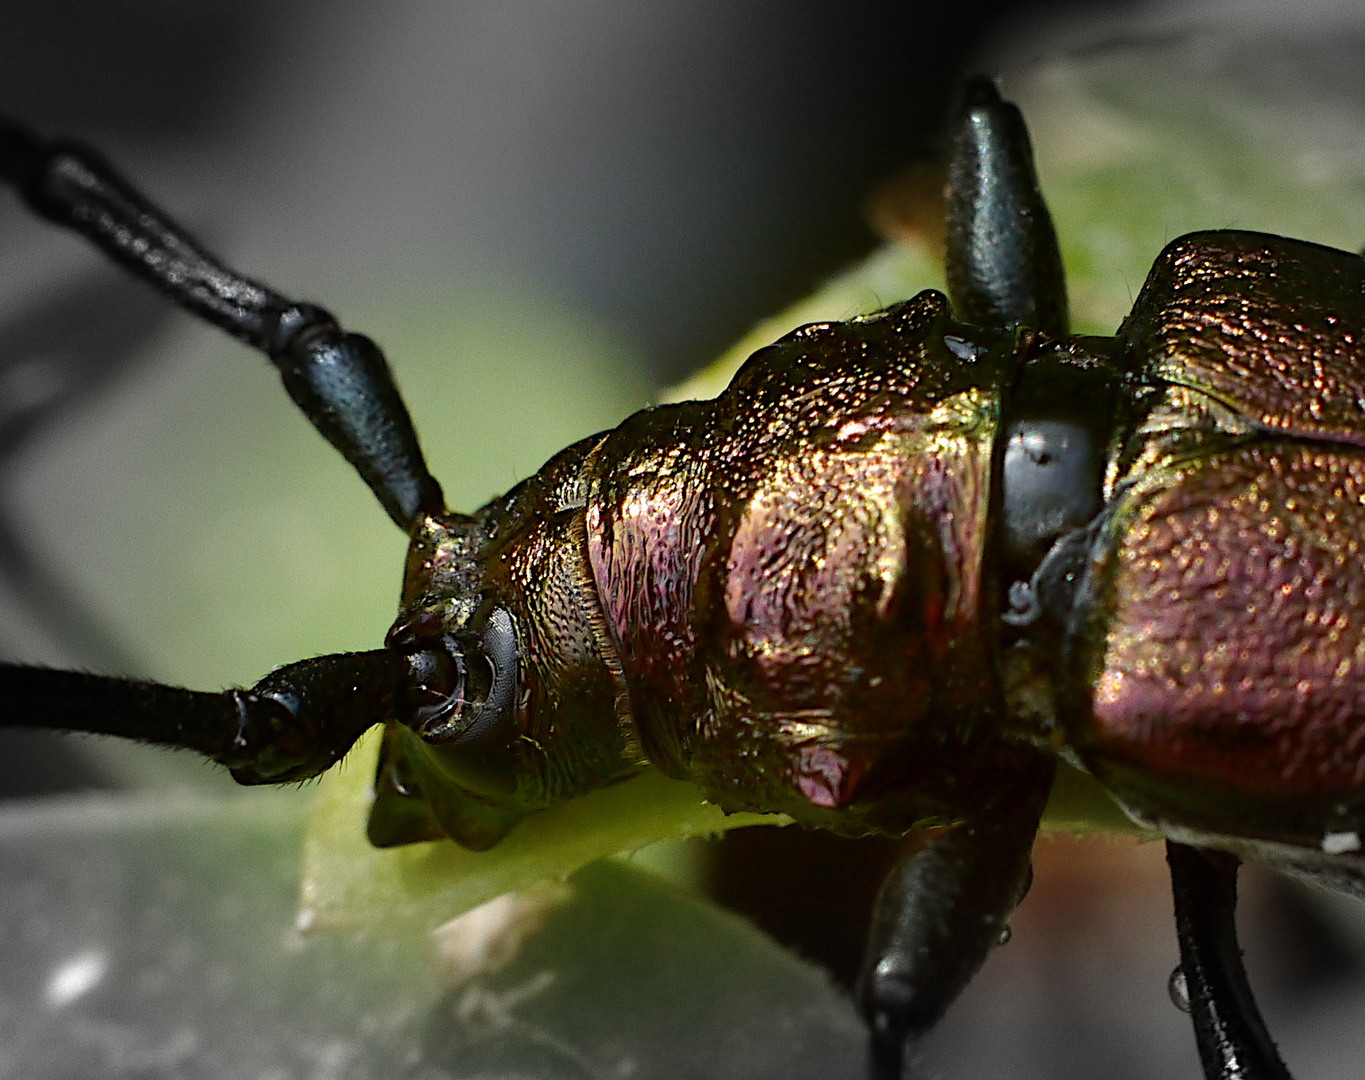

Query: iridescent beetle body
<box><xmin>377</xmin><ymin>290</ymin><xmax>1028</xmax><ymax>850</ymax></box>
<box><xmin>0</xmin><ymin>78</ymin><xmax>1357</xmax><ymax>1080</ymax></box>
<box><xmin>1072</xmin><ymin>231</ymin><xmax>1365</xmax><ymax>859</ymax></box>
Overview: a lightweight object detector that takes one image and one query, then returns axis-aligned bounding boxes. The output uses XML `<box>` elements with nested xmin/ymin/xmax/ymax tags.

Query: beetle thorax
<box><xmin>580</xmin><ymin>294</ymin><xmax>1046</xmax><ymax>833</ymax></box>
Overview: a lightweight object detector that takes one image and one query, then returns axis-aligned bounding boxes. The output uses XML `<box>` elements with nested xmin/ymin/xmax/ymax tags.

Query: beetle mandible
<box><xmin>1</xmin><ymin>76</ymin><xmax>1361</xmax><ymax>1080</ymax></box>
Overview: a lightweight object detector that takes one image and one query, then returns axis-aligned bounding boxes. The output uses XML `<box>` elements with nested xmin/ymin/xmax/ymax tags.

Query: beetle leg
<box><xmin>1167</xmin><ymin>842</ymin><xmax>1293</xmax><ymax>1080</ymax></box>
<box><xmin>0</xmin><ymin>120</ymin><xmax>443</xmax><ymax>531</ymax></box>
<box><xmin>945</xmin><ymin>77</ymin><xmax>1068</xmax><ymax>337</ymax></box>
<box><xmin>856</xmin><ymin>759</ymin><xmax>1053</xmax><ymax>1078</ymax></box>
<box><xmin>0</xmin><ymin>652</ymin><xmax>402</xmax><ymax>784</ymax></box>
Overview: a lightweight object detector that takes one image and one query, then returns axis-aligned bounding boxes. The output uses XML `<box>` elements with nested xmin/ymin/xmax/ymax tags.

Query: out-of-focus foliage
<box><xmin>302</xmin><ymin>729</ymin><xmax>786</xmax><ymax>934</ymax></box>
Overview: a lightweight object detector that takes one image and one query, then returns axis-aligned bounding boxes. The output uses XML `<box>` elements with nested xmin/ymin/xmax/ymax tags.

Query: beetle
<box><xmin>0</xmin><ymin>74</ymin><xmax>1360</xmax><ymax>1079</ymax></box>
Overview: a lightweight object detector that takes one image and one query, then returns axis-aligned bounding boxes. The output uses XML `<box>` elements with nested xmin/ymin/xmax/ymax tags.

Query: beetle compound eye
<box><xmin>460</xmin><ymin>650</ymin><xmax>494</xmax><ymax>707</ymax></box>
<box><xmin>398</xmin><ymin>608</ymin><xmax>520</xmax><ymax>748</ymax></box>
<box><xmin>474</xmin><ymin>608</ymin><xmax>519</xmax><ymax>735</ymax></box>
<box><xmin>388</xmin><ymin>607</ymin><xmax>523</xmax><ymax>807</ymax></box>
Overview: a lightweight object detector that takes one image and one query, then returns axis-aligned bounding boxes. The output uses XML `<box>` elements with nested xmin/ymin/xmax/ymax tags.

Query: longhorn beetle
<box><xmin>1</xmin><ymin>76</ymin><xmax>1360</xmax><ymax>1080</ymax></box>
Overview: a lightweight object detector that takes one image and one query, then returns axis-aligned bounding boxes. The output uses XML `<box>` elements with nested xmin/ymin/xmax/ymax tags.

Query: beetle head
<box><xmin>370</xmin><ymin>484</ymin><xmax>643</xmax><ymax>850</ymax></box>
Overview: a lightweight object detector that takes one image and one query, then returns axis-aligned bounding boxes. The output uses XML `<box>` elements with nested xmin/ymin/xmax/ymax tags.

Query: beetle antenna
<box><xmin>0</xmin><ymin>119</ymin><xmax>444</xmax><ymax>532</ymax></box>
<box><xmin>0</xmin><ymin>652</ymin><xmax>402</xmax><ymax>784</ymax></box>
<box><xmin>944</xmin><ymin>77</ymin><xmax>1068</xmax><ymax>337</ymax></box>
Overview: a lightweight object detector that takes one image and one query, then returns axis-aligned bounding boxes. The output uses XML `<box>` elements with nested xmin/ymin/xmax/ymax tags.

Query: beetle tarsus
<box><xmin>1167</xmin><ymin>842</ymin><xmax>1293</xmax><ymax>1080</ymax></box>
<box><xmin>856</xmin><ymin>759</ymin><xmax>1054</xmax><ymax>1071</ymax></box>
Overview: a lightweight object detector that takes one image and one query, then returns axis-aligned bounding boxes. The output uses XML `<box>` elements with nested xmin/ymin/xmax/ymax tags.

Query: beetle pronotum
<box><xmin>5</xmin><ymin>73</ymin><xmax>1365</xmax><ymax>1080</ymax></box>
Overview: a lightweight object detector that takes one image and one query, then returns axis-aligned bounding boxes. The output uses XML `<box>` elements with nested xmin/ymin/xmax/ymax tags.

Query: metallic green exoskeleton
<box><xmin>1</xmin><ymin>77</ymin><xmax>1358</xmax><ymax>1080</ymax></box>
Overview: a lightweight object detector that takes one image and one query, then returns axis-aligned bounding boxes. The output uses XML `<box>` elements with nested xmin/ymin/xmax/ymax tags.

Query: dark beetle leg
<box><xmin>857</xmin><ymin>758</ymin><xmax>1054</xmax><ymax>1078</ymax></box>
<box><xmin>945</xmin><ymin>77</ymin><xmax>1068</xmax><ymax>337</ymax></box>
<box><xmin>1167</xmin><ymin>842</ymin><xmax>1293</xmax><ymax>1080</ymax></box>
<box><xmin>0</xmin><ymin>120</ymin><xmax>443</xmax><ymax>531</ymax></box>
<box><xmin>0</xmin><ymin>652</ymin><xmax>403</xmax><ymax>784</ymax></box>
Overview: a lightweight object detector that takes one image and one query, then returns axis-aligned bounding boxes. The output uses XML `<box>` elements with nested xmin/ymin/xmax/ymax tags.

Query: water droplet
<box><xmin>997</xmin><ymin>925</ymin><xmax>1012</xmax><ymax>946</ymax></box>
<box><xmin>1168</xmin><ymin>965</ymin><xmax>1191</xmax><ymax>1013</ymax></box>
